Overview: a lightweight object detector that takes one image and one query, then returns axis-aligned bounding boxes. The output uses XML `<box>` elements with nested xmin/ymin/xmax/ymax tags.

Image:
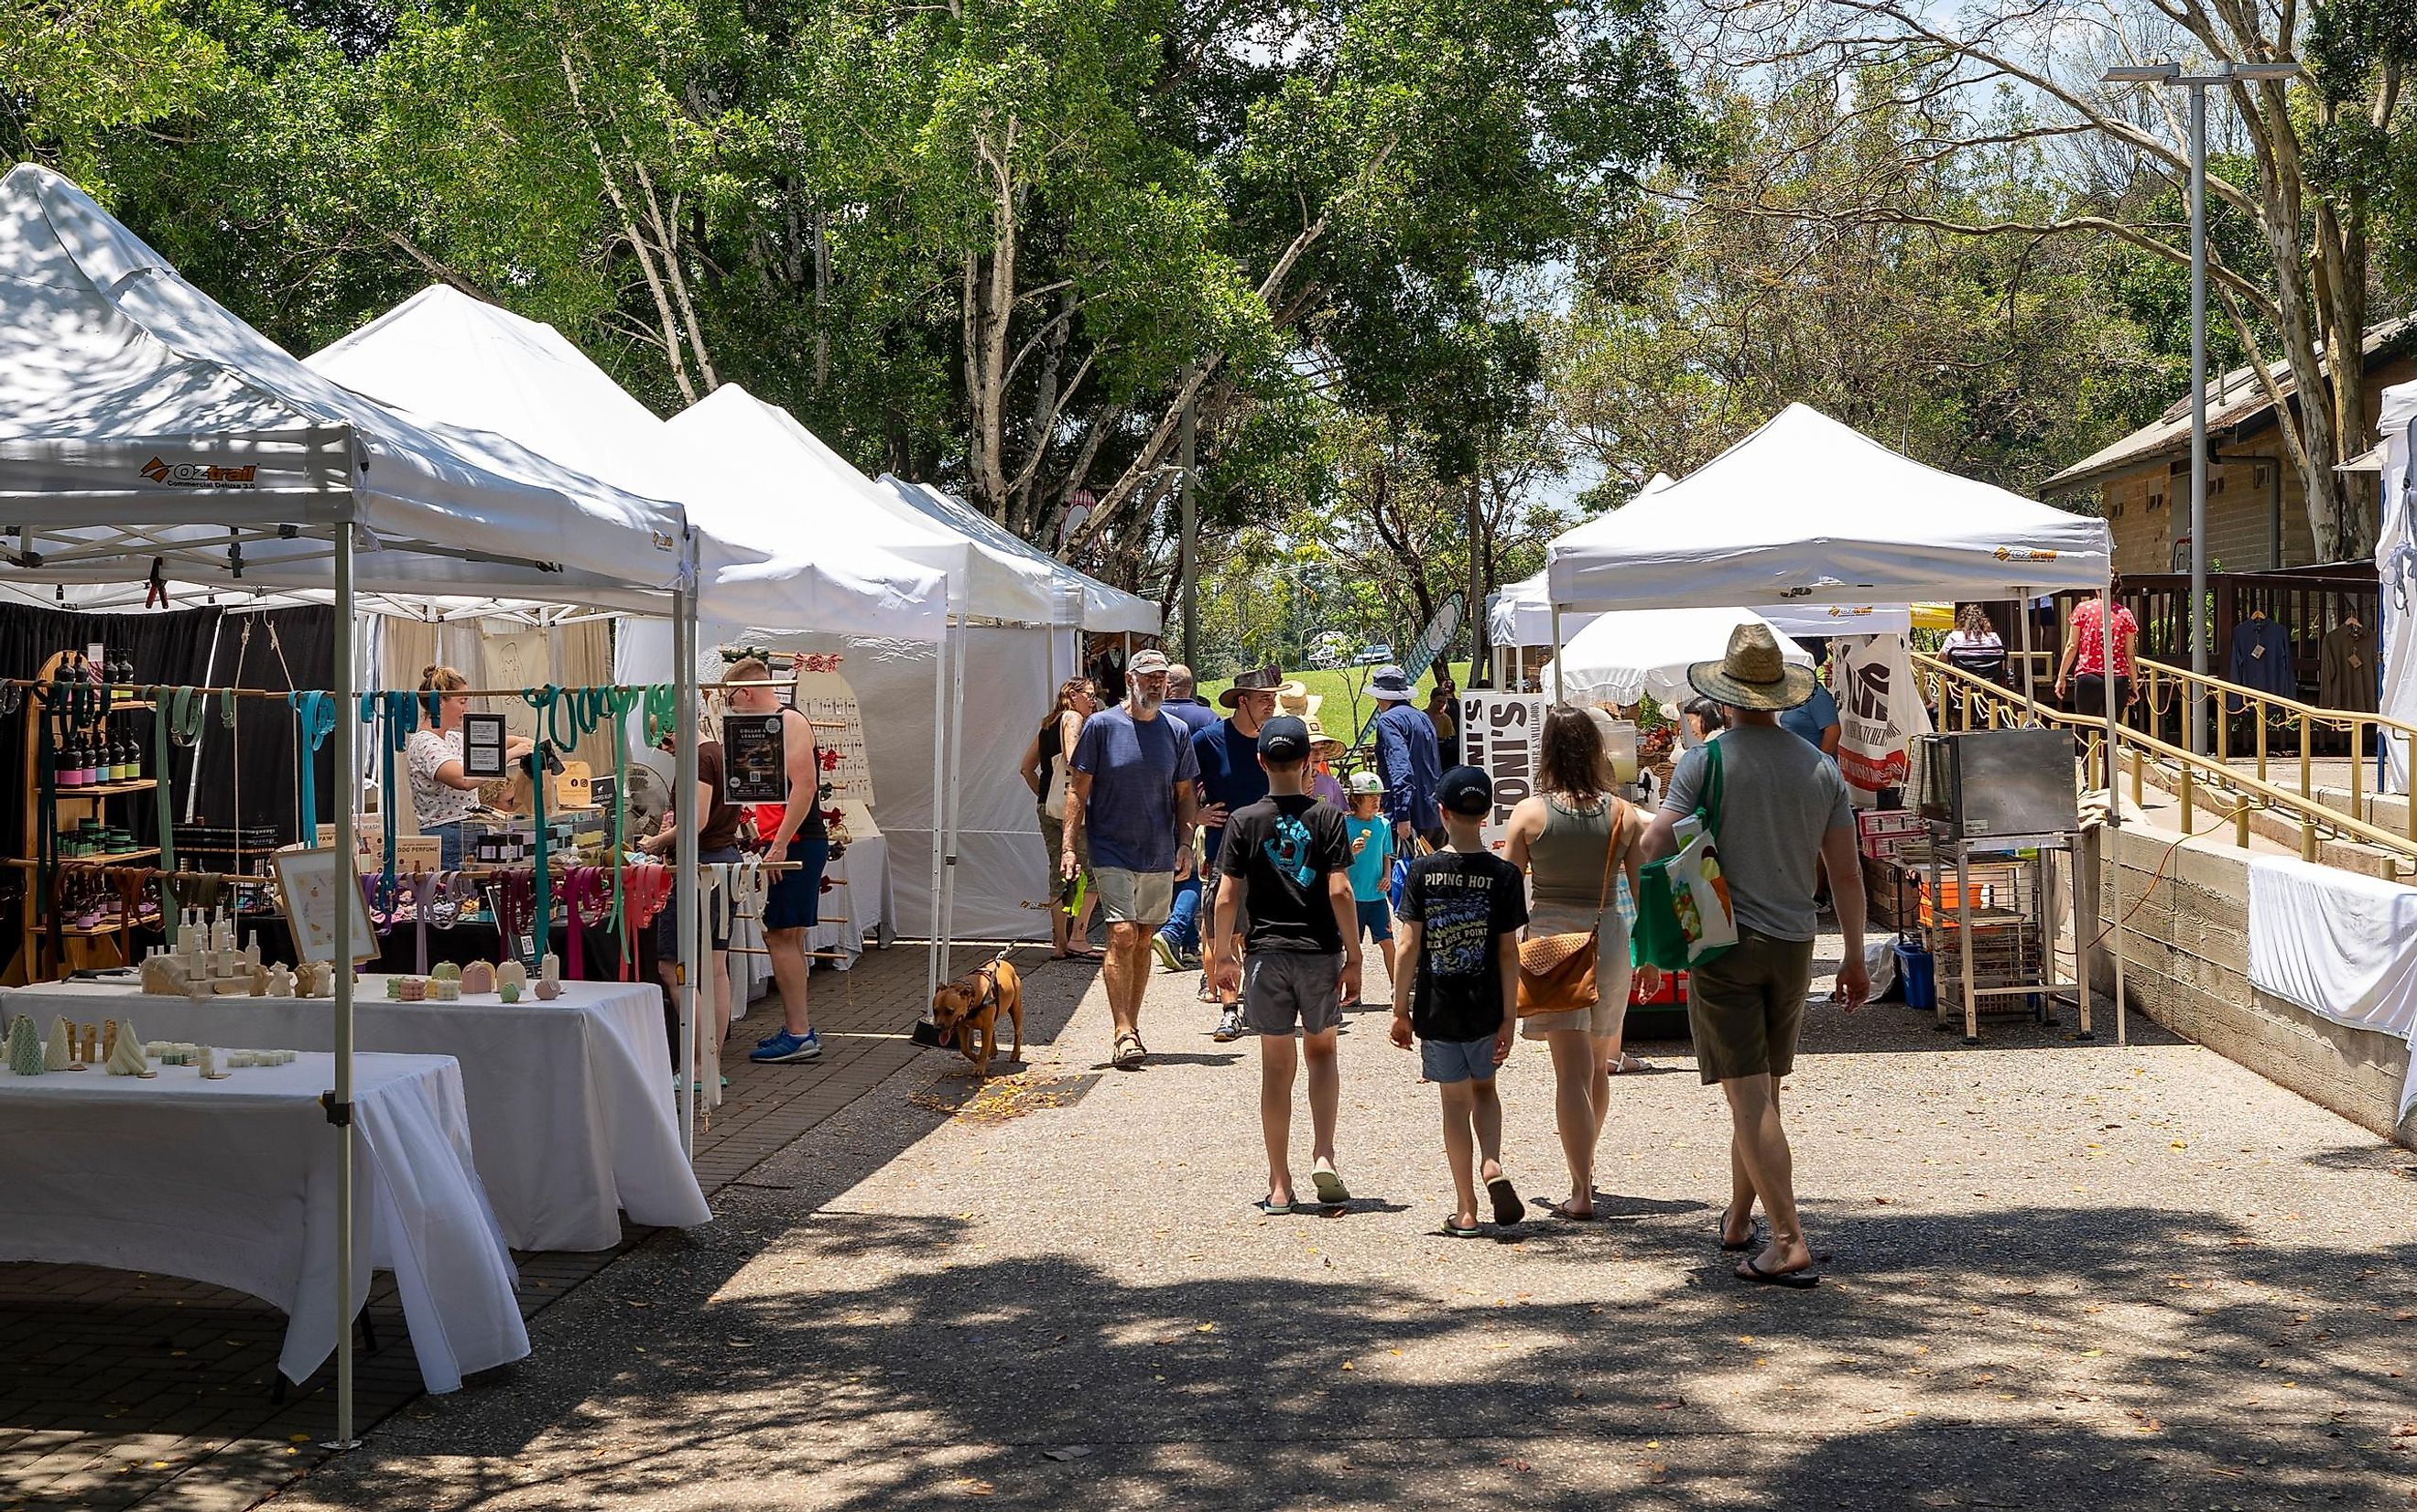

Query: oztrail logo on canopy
<box><xmin>140</xmin><ymin>456</ymin><xmax>256</xmax><ymax>488</ymax></box>
<box><xmin>1992</xmin><ymin>546</ymin><xmax>2059</xmax><ymax>562</ymax></box>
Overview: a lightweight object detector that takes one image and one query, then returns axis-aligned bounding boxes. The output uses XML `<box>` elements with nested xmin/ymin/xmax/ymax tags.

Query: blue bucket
<box><xmin>1895</xmin><ymin>940</ymin><xmax>1936</xmax><ymax>1010</ymax></box>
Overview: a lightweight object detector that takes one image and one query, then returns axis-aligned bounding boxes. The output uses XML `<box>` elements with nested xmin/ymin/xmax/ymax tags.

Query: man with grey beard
<box><xmin>1064</xmin><ymin>649</ymin><xmax>1200</xmax><ymax>1069</ymax></box>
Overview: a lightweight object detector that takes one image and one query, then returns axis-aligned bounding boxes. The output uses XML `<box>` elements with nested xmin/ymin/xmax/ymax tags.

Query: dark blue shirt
<box><xmin>1070</xmin><ymin>705</ymin><xmax>1200</xmax><ymax>873</ymax></box>
<box><xmin>1780</xmin><ymin>683</ymin><xmax>1841</xmax><ymax>753</ymax></box>
<box><xmin>1162</xmin><ymin>697</ymin><xmax>1219</xmax><ymax>738</ymax></box>
<box><xmin>1375</xmin><ymin>700</ymin><xmax>1441</xmax><ymax>831</ymax></box>
<box><xmin>1192</xmin><ymin>717</ymin><xmax>1269</xmax><ymax>865</ymax></box>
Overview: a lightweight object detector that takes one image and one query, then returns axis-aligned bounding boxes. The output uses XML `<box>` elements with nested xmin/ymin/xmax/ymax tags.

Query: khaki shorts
<box><xmin>1687</xmin><ymin>929</ymin><xmax>1817</xmax><ymax>1085</ymax></box>
<box><xmin>1092</xmin><ymin>868</ymin><xmax>1174</xmax><ymax>929</ymax></box>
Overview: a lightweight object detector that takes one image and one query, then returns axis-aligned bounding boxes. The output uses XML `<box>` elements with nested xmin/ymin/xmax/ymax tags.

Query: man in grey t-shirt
<box><xmin>1642</xmin><ymin>623</ymin><xmax>1868</xmax><ymax>1291</ymax></box>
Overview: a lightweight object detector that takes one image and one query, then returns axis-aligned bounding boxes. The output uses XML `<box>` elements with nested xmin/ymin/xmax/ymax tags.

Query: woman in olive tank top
<box><xmin>1503</xmin><ymin>707</ymin><xmax>1661</xmax><ymax>1220</ymax></box>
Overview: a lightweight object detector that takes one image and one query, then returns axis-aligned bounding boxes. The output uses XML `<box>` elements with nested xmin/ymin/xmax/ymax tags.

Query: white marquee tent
<box><xmin>1542</xmin><ymin>607</ymin><xmax>1814</xmax><ymax>713</ymax></box>
<box><xmin>1545</xmin><ymin>405</ymin><xmax>2111</xmax><ymax>612</ymax></box>
<box><xmin>0</xmin><ymin>162</ymin><xmax>732</xmax><ymax>1443</ymax></box>
<box><xmin>2376</xmin><ymin>380</ymin><xmax>2417</xmax><ymax>790</ymax></box>
<box><xmin>878</xmin><ymin>475</ymin><xmax>1162</xmax><ymax>634</ymax></box>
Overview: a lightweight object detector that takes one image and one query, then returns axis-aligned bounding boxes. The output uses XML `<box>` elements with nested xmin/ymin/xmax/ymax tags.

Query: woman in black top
<box><xmin>1021</xmin><ymin>678</ymin><xmax>1100</xmax><ymax>958</ymax></box>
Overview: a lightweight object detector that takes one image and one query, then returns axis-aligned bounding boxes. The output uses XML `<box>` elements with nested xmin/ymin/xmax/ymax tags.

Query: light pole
<box><xmin>2103</xmin><ymin>58</ymin><xmax>2299</xmax><ymax>753</ymax></box>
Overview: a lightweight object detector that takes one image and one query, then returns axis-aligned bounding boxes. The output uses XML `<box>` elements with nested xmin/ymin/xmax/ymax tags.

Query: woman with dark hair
<box><xmin>1502</xmin><ymin>706</ymin><xmax>1663</xmax><ymax>1220</ymax></box>
<box><xmin>2055</xmin><ymin>577</ymin><xmax>2140</xmax><ymax>726</ymax></box>
<box><xmin>1022</xmin><ymin>678</ymin><xmax>1101</xmax><ymax>958</ymax></box>
<box><xmin>1680</xmin><ymin>697</ymin><xmax>1729</xmax><ymax>746</ymax></box>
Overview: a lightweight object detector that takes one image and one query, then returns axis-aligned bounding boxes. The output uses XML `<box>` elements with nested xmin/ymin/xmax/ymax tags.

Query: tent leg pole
<box><xmin>2018</xmin><ymin>590</ymin><xmax>2038</xmax><ymax>725</ymax></box>
<box><xmin>2104</xmin><ymin>570</ymin><xmax>2124</xmax><ymax>1048</ymax></box>
<box><xmin>1548</xmin><ymin>605</ymin><xmax>1565</xmax><ymax>705</ymax></box>
<box><xmin>329</xmin><ymin>521</ymin><xmax>361</xmax><ymax>1451</ymax></box>
<box><xmin>942</xmin><ymin>618</ymin><xmax>970</xmax><ymax>984</ymax></box>
<box><xmin>674</xmin><ymin>589</ymin><xmax>699</xmax><ymax>1156</ymax></box>
<box><xmin>926</xmin><ymin>621</ymin><xmax>949</xmax><ymax>1003</ymax></box>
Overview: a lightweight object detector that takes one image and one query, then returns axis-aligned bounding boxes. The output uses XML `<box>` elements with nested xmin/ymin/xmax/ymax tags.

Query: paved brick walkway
<box><xmin>0</xmin><ymin>942</ymin><xmax>970</xmax><ymax>1512</ymax></box>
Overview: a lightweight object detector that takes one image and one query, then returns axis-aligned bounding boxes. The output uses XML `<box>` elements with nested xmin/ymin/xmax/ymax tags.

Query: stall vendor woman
<box><xmin>408</xmin><ymin>664</ymin><xmax>533</xmax><ymax>869</ymax></box>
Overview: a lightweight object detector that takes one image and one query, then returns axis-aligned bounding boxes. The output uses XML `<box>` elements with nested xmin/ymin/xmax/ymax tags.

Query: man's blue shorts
<box><xmin>1419</xmin><ymin>1035</ymin><xmax>1498</xmax><ymax>1085</ymax></box>
<box><xmin>1354</xmin><ymin>898</ymin><xmax>1393</xmax><ymax>943</ymax></box>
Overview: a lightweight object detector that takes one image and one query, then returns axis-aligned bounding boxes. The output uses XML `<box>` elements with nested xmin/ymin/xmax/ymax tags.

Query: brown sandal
<box><xmin>1112</xmin><ymin>1032</ymin><xmax>1146</xmax><ymax>1069</ymax></box>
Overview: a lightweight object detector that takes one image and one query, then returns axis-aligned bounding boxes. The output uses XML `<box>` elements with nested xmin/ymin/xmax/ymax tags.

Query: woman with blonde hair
<box><xmin>406</xmin><ymin>664</ymin><xmax>532</xmax><ymax>869</ymax></box>
<box><xmin>1503</xmin><ymin>706</ymin><xmax>1662</xmax><ymax>1220</ymax></box>
<box><xmin>1021</xmin><ymin>677</ymin><xmax>1102</xmax><ymax>958</ymax></box>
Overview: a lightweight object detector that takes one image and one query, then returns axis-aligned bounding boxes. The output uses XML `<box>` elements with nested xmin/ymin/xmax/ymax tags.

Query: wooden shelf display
<box><xmin>7</xmin><ymin>649</ymin><xmax>164</xmax><ymax>983</ymax></box>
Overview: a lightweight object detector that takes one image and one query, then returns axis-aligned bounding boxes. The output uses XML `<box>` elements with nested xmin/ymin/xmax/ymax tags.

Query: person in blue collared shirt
<box><xmin>1371</xmin><ymin>664</ymin><xmax>1442</xmax><ymax>847</ymax></box>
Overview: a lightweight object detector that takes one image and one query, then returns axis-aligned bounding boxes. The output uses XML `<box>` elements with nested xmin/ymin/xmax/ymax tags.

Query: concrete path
<box><xmin>261</xmin><ymin>943</ymin><xmax>2417</xmax><ymax>1511</ymax></box>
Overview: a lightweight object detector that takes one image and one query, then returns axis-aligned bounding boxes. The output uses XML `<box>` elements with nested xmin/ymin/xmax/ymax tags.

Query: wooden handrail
<box><xmin>1911</xmin><ymin>652</ymin><xmax>2417</xmax><ymax>871</ymax></box>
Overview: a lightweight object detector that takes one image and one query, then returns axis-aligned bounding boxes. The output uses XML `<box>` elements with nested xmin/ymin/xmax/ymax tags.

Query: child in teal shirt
<box><xmin>1344</xmin><ymin>772</ymin><xmax>1397</xmax><ymax>992</ymax></box>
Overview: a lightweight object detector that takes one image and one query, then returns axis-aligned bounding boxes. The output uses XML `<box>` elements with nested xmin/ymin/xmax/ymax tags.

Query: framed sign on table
<box><xmin>271</xmin><ymin>845</ymin><xmax>380</xmax><ymax>967</ymax></box>
<box><xmin>721</xmin><ymin>714</ymin><xmax>788</xmax><ymax>803</ymax></box>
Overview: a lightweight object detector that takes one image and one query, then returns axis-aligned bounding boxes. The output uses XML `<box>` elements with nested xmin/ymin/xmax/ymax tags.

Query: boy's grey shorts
<box><xmin>1242</xmin><ymin>950</ymin><xmax>1344</xmax><ymax>1037</ymax></box>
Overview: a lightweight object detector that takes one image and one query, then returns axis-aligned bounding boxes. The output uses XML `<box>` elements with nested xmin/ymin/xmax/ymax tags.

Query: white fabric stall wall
<box><xmin>2376</xmin><ymin>381</ymin><xmax>2415</xmax><ymax>793</ymax></box>
<box><xmin>613</xmin><ymin>619</ymin><xmax>1068</xmax><ymax>948</ymax></box>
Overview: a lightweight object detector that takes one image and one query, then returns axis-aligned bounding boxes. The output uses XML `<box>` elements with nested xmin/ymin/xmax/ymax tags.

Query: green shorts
<box><xmin>1686</xmin><ymin>928</ymin><xmax>1817</xmax><ymax>1085</ymax></box>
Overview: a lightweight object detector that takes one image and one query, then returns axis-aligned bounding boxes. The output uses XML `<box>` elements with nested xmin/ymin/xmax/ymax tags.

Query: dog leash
<box><xmin>287</xmin><ymin>691</ymin><xmax>335</xmax><ymax>849</ymax></box>
<box><xmin>359</xmin><ymin>691</ymin><xmax>418</xmax><ymax>913</ymax></box>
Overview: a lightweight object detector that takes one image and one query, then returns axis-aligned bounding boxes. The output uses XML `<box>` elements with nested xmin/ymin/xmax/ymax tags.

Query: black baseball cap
<box><xmin>1258</xmin><ymin>715</ymin><xmax>1311</xmax><ymax>762</ymax></box>
<box><xmin>1437</xmin><ymin>765</ymin><xmax>1492</xmax><ymax>816</ymax></box>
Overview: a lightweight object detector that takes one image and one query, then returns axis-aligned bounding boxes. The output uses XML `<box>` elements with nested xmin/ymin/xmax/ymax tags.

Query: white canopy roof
<box><xmin>1542</xmin><ymin>607</ymin><xmax>1814</xmax><ymax>713</ymax></box>
<box><xmin>0</xmin><ymin>165</ymin><xmax>689</xmax><ymax>604</ymax></box>
<box><xmin>307</xmin><ymin>286</ymin><xmax>948</xmax><ymax>640</ymax></box>
<box><xmin>1545</xmin><ymin>405</ymin><xmax>2111</xmax><ymax>611</ymax></box>
<box><xmin>876</xmin><ymin>474</ymin><xmax>1159</xmax><ymax>634</ymax></box>
<box><xmin>669</xmin><ymin>387</ymin><xmax>1073</xmax><ymax>628</ymax></box>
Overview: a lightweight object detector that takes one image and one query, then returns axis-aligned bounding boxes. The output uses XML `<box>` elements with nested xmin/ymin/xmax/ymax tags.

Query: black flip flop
<box><xmin>1440</xmin><ymin>1217</ymin><xmax>1485</xmax><ymax>1238</ymax></box>
<box><xmin>1252</xmin><ymin>1197</ymin><xmax>1293</xmax><ymax>1215</ymax></box>
<box><xmin>1552</xmin><ymin>1203</ymin><xmax>1596</xmax><ymax>1222</ymax></box>
<box><xmin>1718</xmin><ymin>1205</ymin><xmax>1759</xmax><ymax>1251</ymax></box>
<box><xmin>1486</xmin><ymin>1175</ymin><xmax>1526</xmax><ymax>1226</ymax></box>
<box><xmin>1735</xmin><ymin>1258</ymin><xmax>1820</xmax><ymax>1289</ymax></box>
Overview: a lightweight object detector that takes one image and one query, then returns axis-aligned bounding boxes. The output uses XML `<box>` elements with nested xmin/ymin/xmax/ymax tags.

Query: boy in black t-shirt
<box><xmin>1390</xmin><ymin>766</ymin><xmax>1530</xmax><ymax>1235</ymax></box>
<box><xmin>1212</xmin><ymin>717</ymin><xmax>1362</xmax><ymax>1213</ymax></box>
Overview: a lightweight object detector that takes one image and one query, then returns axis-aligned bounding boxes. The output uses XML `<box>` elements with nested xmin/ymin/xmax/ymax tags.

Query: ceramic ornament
<box><xmin>538</xmin><ymin>953</ymin><xmax>561</xmax><ymax>992</ymax></box>
<box><xmin>198</xmin><ymin>1045</ymin><xmax>228</xmax><ymax>1080</ymax></box>
<box><xmin>6</xmin><ymin>1015</ymin><xmax>44</xmax><ymax>1076</ymax></box>
<box><xmin>266</xmin><ymin>964</ymin><xmax>295</xmax><ymax>998</ymax></box>
<box><xmin>75</xmin><ymin>1022</ymin><xmax>97</xmax><ymax>1068</ymax></box>
<box><xmin>496</xmin><ymin>959</ymin><xmax>528</xmax><ymax>994</ymax></box>
<box><xmin>460</xmin><ymin>961</ymin><xmax>495</xmax><ymax>996</ymax></box>
<box><xmin>535</xmin><ymin>977</ymin><xmax>562</xmax><ymax>1001</ymax></box>
<box><xmin>431</xmin><ymin>962</ymin><xmax>461</xmax><ymax>984</ymax></box>
<box><xmin>499</xmin><ymin>979</ymin><xmax>522</xmax><ymax>1004</ymax></box>
<box><xmin>385</xmin><ymin>977</ymin><xmax>404</xmax><ymax>1000</ymax></box>
<box><xmin>101</xmin><ymin>1020</ymin><xmax>118</xmax><ymax>1062</ymax></box>
<box><xmin>431</xmin><ymin>979</ymin><xmax>461</xmax><ymax>1001</ymax></box>
<box><xmin>44</xmin><ymin>1017</ymin><xmax>72</xmax><ymax>1072</ymax></box>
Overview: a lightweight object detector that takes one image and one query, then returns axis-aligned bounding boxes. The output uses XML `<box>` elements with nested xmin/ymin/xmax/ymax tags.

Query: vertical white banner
<box><xmin>1830</xmin><ymin>633</ymin><xmax>1931</xmax><ymax>805</ymax></box>
<box><xmin>2378</xmin><ymin>386</ymin><xmax>2416</xmax><ymax>793</ymax></box>
<box><xmin>1459</xmin><ymin>693</ymin><xmax>1544</xmax><ymax>855</ymax></box>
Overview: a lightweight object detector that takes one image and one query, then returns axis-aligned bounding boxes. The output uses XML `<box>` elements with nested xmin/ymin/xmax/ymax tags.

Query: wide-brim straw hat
<box><xmin>1277</xmin><ymin>681</ymin><xmax>1322</xmax><ymax>720</ymax></box>
<box><xmin>1302</xmin><ymin>711</ymin><xmax>1344</xmax><ymax>753</ymax></box>
<box><xmin>1687</xmin><ymin>623</ymin><xmax>1816</xmax><ymax>711</ymax></box>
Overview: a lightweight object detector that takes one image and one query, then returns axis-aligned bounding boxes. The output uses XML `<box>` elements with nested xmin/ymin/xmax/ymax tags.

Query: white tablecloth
<box><xmin>2247</xmin><ymin>855</ymin><xmax>2417</xmax><ymax>1121</ymax></box>
<box><xmin>3</xmin><ymin>977</ymin><xmax>711</xmax><ymax>1252</ymax></box>
<box><xmin>0</xmin><ymin>1052</ymin><xmax>527</xmax><ymax>1392</ymax></box>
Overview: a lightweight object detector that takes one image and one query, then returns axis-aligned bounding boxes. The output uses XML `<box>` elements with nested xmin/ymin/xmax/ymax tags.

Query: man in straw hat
<box><xmin>1639</xmin><ymin>622</ymin><xmax>1867</xmax><ymax>1289</ymax></box>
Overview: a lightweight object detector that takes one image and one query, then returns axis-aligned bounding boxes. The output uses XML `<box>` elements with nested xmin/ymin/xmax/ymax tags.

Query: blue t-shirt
<box><xmin>1780</xmin><ymin>683</ymin><xmax>1840</xmax><ymax>752</ymax></box>
<box><xmin>1345</xmin><ymin>815</ymin><xmax>1393</xmax><ymax>902</ymax></box>
<box><xmin>1071</xmin><ymin>705</ymin><xmax>1200</xmax><ymax>873</ymax></box>
<box><xmin>1192</xmin><ymin>718</ymin><xmax>1269</xmax><ymax>865</ymax></box>
<box><xmin>1163</xmin><ymin>697</ymin><xmax>1219</xmax><ymax>738</ymax></box>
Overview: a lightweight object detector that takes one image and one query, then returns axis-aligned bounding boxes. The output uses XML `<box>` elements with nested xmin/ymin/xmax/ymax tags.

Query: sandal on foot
<box><xmin>1486</xmin><ymin>1175</ymin><xmax>1526</xmax><ymax>1226</ymax></box>
<box><xmin>1718</xmin><ymin>1206</ymin><xmax>1760</xmax><ymax>1252</ymax></box>
<box><xmin>1310</xmin><ymin>1165</ymin><xmax>1349</xmax><ymax>1207</ymax></box>
<box><xmin>1550</xmin><ymin>1200</ymin><xmax>1596</xmax><ymax>1222</ymax></box>
<box><xmin>1252</xmin><ymin>1196</ymin><xmax>1293</xmax><ymax>1215</ymax></box>
<box><xmin>1111</xmin><ymin>1033</ymin><xmax>1145</xmax><ymax>1069</ymax></box>
<box><xmin>1735</xmin><ymin>1258</ymin><xmax>1819</xmax><ymax>1289</ymax></box>
<box><xmin>1440</xmin><ymin>1217</ymin><xmax>1484</xmax><ymax>1238</ymax></box>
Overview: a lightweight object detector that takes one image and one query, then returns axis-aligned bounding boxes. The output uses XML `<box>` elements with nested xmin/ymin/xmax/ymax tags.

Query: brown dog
<box><xmin>929</xmin><ymin>957</ymin><xmax>1024</xmax><ymax>1077</ymax></box>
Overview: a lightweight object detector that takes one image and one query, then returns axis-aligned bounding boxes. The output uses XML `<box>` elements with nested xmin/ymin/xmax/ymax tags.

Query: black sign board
<box><xmin>721</xmin><ymin>713</ymin><xmax>789</xmax><ymax>802</ymax></box>
<box><xmin>461</xmin><ymin>713</ymin><xmax>508</xmax><ymax>778</ymax></box>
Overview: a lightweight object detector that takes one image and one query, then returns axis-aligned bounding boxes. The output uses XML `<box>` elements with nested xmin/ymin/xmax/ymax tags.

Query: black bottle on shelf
<box><xmin>58</xmin><ymin>729</ymin><xmax>81</xmax><ymax>789</ymax></box>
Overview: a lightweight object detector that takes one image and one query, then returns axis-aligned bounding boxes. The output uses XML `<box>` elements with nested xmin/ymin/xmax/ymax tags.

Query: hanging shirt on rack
<box><xmin>2227</xmin><ymin>616</ymin><xmax>2298</xmax><ymax>703</ymax></box>
<box><xmin>2319</xmin><ymin>621</ymin><xmax>2379</xmax><ymax>713</ymax></box>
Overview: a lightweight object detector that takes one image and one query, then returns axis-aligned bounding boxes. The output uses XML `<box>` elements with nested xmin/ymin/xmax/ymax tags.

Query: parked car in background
<box><xmin>1350</xmin><ymin>642</ymin><xmax>1395</xmax><ymax>666</ymax></box>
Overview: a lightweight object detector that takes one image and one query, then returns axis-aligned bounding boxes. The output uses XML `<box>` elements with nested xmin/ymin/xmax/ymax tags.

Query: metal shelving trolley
<box><xmin>1912</xmin><ymin>729</ymin><xmax>2094</xmax><ymax>1043</ymax></box>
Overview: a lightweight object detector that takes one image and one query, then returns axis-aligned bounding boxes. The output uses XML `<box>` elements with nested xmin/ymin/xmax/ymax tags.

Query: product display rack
<box><xmin>8</xmin><ymin>649</ymin><xmax>160</xmax><ymax>982</ymax></box>
<box><xmin>1919</xmin><ymin>826</ymin><xmax>2082</xmax><ymax>1042</ymax></box>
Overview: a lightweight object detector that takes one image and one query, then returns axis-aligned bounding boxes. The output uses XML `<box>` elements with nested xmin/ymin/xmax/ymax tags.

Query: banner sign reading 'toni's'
<box><xmin>1458</xmin><ymin>693</ymin><xmax>1544</xmax><ymax>854</ymax></box>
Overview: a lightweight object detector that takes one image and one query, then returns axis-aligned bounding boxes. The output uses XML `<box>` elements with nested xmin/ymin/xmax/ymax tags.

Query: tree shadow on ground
<box><xmin>302</xmin><ymin>1199</ymin><xmax>2417</xmax><ymax>1512</ymax></box>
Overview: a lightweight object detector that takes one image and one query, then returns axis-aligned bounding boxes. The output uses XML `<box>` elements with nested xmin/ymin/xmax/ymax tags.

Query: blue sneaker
<box><xmin>750</xmin><ymin>1029</ymin><xmax>822</xmax><ymax>1064</ymax></box>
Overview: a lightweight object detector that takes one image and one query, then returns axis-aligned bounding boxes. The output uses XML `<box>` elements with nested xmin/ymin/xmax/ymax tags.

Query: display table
<box><xmin>0</xmin><ymin>1051</ymin><xmax>528</xmax><ymax>1393</ymax></box>
<box><xmin>2</xmin><ymin>976</ymin><xmax>711</xmax><ymax>1252</ymax></box>
<box><xmin>807</xmin><ymin>833</ymin><xmax>892</xmax><ymax>967</ymax></box>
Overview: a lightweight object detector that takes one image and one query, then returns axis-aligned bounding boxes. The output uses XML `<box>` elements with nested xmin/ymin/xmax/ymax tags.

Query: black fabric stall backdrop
<box><xmin>1</xmin><ymin>602</ymin><xmax>334</xmax><ymax>960</ymax></box>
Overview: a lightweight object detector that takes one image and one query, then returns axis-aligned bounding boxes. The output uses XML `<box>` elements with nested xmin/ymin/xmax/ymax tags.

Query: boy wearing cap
<box><xmin>1197</xmin><ymin>664</ymin><xmax>1282</xmax><ymax>1041</ymax></box>
<box><xmin>1344</xmin><ymin>771</ymin><xmax>1397</xmax><ymax>991</ymax></box>
<box><xmin>1390</xmin><ymin>766</ymin><xmax>1530</xmax><ymax>1236</ymax></box>
<box><xmin>1210</xmin><ymin>715</ymin><xmax>1361</xmax><ymax>1213</ymax></box>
